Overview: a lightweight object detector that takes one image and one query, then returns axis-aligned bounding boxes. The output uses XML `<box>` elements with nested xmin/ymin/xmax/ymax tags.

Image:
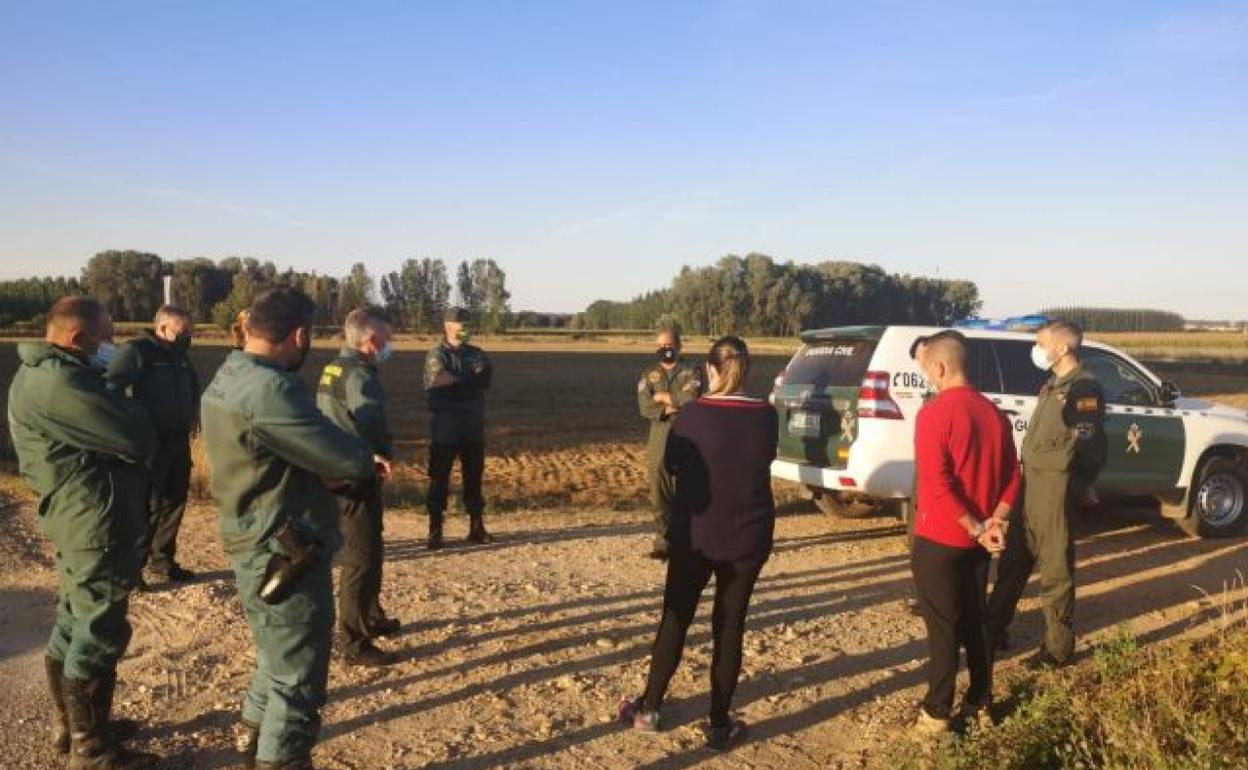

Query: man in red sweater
<box><xmin>911</xmin><ymin>331</ymin><xmax>1021</xmax><ymax>736</ymax></box>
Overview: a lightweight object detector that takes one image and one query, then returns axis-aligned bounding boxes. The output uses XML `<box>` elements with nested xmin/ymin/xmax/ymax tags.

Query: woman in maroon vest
<box><xmin>618</xmin><ymin>335</ymin><xmax>779</xmax><ymax>752</ymax></box>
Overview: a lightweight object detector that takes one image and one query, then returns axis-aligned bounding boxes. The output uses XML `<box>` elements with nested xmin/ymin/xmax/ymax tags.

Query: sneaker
<box><xmin>367</xmin><ymin>617</ymin><xmax>402</xmax><ymax>638</ymax></box>
<box><xmin>342</xmin><ymin>643</ymin><xmax>399</xmax><ymax>668</ymax></box>
<box><xmin>704</xmin><ymin>718</ymin><xmax>748</xmax><ymax>752</ymax></box>
<box><xmin>617</xmin><ymin>697</ymin><xmax>660</xmax><ymax>732</ymax></box>
<box><xmin>912</xmin><ymin>705</ymin><xmax>952</xmax><ymax>738</ymax></box>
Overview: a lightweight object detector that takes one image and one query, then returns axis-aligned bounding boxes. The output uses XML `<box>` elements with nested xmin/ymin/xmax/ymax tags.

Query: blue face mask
<box><xmin>376</xmin><ymin>342</ymin><xmax>393</xmax><ymax>364</ymax></box>
<box><xmin>91</xmin><ymin>341</ymin><xmax>117</xmax><ymax>369</ymax></box>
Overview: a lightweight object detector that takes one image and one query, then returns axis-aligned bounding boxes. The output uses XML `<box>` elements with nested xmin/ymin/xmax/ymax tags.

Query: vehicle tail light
<box><xmin>839</xmin><ymin>476</ymin><xmax>858</xmax><ymax>488</ymax></box>
<box><xmin>857</xmin><ymin>371</ymin><xmax>904</xmax><ymax>420</ymax></box>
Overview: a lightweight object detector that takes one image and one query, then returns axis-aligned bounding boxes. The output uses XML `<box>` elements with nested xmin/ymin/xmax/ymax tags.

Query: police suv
<box><xmin>769</xmin><ymin>319</ymin><xmax>1248</xmax><ymax>538</ymax></box>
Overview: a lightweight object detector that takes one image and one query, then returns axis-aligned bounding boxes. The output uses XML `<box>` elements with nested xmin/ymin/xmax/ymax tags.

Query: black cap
<box><xmin>444</xmin><ymin>307</ymin><xmax>471</xmax><ymax>323</ymax></box>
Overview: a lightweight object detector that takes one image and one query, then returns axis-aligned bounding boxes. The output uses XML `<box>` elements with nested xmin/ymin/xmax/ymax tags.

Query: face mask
<box><xmin>91</xmin><ymin>342</ymin><xmax>117</xmax><ymax>369</ymax></box>
<box><xmin>376</xmin><ymin>342</ymin><xmax>393</xmax><ymax>364</ymax></box>
<box><xmin>658</xmin><ymin>346</ymin><xmax>679</xmax><ymax>364</ymax></box>
<box><xmin>173</xmin><ymin>333</ymin><xmax>192</xmax><ymax>352</ymax></box>
<box><xmin>1031</xmin><ymin>344</ymin><xmax>1053</xmax><ymax>371</ymax></box>
<box><xmin>288</xmin><ymin>335</ymin><xmax>312</xmax><ymax>372</ymax></box>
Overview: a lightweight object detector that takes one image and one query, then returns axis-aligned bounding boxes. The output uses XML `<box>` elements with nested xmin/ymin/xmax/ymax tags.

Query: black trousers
<box><xmin>336</xmin><ymin>491</ymin><xmax>387</xmax><ymax>654</ymax></box>
<box><xmin>911</xmin><ymin>537</ymin><xmax>992</xmax><ymax>719</ymax></box>
<box><xmin>144</xmin><ymin>432</ymin><xmax>192</xmax><ymax>573</ymax></box>
<box><xmin>642</xmin><ymin>552</ymin><xmax>763</xmax><ymax>726</ymax></box>
<box><xmin>427</xmin><ymin>442</ymin><xmax>486</xmax><ymax>516</ymax></box>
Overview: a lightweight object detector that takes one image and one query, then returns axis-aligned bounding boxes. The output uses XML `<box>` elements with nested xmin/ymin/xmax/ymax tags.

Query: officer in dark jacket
<box><xmin>107</xmin><ymin>304</ymin><xmax>200</xmax><ymax>587</ymax></box>
<box><xmin>986</xmin><ymin>320</ymin><xmax>1107</xmax><ymax>668</ymax></box>
<box><xmin>636</xmin><ymin>323</ymin><xmax>702</xmax><ymax>559</ymax></box>
<box><xmin>423</xmin><ymin>307</ymin><xmax>493</xmax><ymax>549</ymax></box>
<box><xmin>8</xmin><ymin>296</ymin><xmax>158</xmax><ymax>769</ymax></box>
<box><xmin>316</xmin><ymin>306</ymin><xmax>400</xmax><ymax>667</ymax></box>
<box><xmin>202</xmin><ymin>288</ymin><xmax>377</xmax><ymax>770</ymax></box>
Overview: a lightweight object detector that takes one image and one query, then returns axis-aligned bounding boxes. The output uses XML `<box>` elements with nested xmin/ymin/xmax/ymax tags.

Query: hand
<box><xmin>978</xmin><ymin>522</ymin><xmax>1006</xmax><ymax>553</ymax></box>
<box><xmin>654</xmin><ymin>392</ymin><xmax>673</xmax><ymax>407</ymax></box>
<box><xmin>374</xmin><ymin>455</ymin><xmax>392</xmax><ymax>480</ymax></box>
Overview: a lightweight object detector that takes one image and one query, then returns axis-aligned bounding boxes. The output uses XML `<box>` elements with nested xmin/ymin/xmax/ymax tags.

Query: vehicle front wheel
<box><xmin>811</xmin><ymin>490</ymin><xmax>883</xmax><ymax>518</ymax></box>
<box><xmin>1176</xmin><ymin>457</ymin><xmax>1248</xmax><ymax>538</ymax></box>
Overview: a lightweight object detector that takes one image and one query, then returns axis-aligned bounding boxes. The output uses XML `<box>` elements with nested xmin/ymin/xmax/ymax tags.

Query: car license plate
<box><xmin>789</xmin><ymin>411</ymin><xmax>820</xmax><ymax>434</ymax></box>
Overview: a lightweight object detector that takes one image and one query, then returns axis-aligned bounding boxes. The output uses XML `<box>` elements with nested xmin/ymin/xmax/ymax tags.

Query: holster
<box><xmin>258</xmin><ymin>523</ymin><xmax>322</xmax><ymax>605</ymax></box>
<box><xmin>322</xmin><ymin>475</ymin><xmax>378</xmax><ymax>504</ymax></box>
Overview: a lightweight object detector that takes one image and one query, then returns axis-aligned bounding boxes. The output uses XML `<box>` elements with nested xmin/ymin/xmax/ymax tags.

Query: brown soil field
<box><xmin>1</xmin><ymin>342</ymin><xmax>1247</xmax><ymax>769</ymax></box>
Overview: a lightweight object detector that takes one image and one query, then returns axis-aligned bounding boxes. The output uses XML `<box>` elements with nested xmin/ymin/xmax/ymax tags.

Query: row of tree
<box><xmin>1043</xmin><ymin>307</ymin><xmax>1186</xmax><ymax>333</ymax></box>
<box><xmin>0</xmin><ymin>251</ymin><xmax>512</xmax><ymax>333</ymax></box>
<box><xmin>575</xmin><ymin>254</ymin><xmax>982</xmax><ymax>335</ymax></box>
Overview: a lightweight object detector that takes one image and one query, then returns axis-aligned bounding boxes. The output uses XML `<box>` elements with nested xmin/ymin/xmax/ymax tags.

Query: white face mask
<box><xmin>376</xmin><ymin>342</ymin><xmax>393</xmax><ymax>364</ymax></box>
<box><xmin>92</xmin><ymin>341</ymin><xmax>117</xmax><ymax>369</ymax></box>
<box><xmin>1030</xmin><ymin>344</ymin><xmax>1053</xmax><ymax>371</ymax></box>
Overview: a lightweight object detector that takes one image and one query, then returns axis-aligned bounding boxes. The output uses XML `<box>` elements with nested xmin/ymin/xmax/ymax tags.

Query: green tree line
<box><xmin>0</xmin><ymin>250</ymin><xmax>512</xmax><ymax>333</ymax></box>
<box><xmin>574</xmin><ymin>254</ymin><xmax>982</xmax><ymax>335</ymax></box>
<box><xmin>1043</xmin><ymin>307</ymin><xmax>1186</xmax><ymax>333</ymax></box>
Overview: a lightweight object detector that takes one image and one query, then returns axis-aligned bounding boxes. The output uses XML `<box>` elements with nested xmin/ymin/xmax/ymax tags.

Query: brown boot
<box><xmin>467</xmin><ymin>515</ymin><xmax>492</xmax><ymax>545</ymax></box>
<box><xmin>254</xmin><ymin>758</ymin><xmax>315</xmax><ymax>769</ymax></box>
<box><xmin>234</xmin><ymin>720</ymin><xmax>260</xmax><ymax>769</ymax></box>
<box><xmin>45</xmin><ymin>656</ymin><xmax>70</xmax><ymax>754</ymax></box>
<box><xmin>64</xmin><ymin>676</ymin><xmax>158</xmax><ymax>769</ymax></box>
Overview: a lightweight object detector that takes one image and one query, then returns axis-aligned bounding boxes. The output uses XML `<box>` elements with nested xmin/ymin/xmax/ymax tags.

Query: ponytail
<box><xmin>706</xmin><ymin>335</ymin><xmax>750</xmax><ymax>396</ymax></box>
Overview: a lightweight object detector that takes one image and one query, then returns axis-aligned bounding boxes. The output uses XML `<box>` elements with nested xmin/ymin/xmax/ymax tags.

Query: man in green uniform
<box><xmin>106</xmin><ymin>304</ymin><xmax>200</xmax><ymax>589</ymax></box>
<box><xmin>986</xmin><ymin>320</ymin><xmax>1107</xmax><ymax>668</ymax></box>
<box><xmin>316</xmin><ymin>306</ymin><xmax>401</xmax><ymax>667</ymax></box>
<box><xmin>423</xmin><ymin>307</ymin><xmax>493</xmax><ymax>550</ymax></box>
<box><xmin>8</xmin><ymin>296</ymin><xmax>158</xmax><ymax>769</ymax></box>
<box><xmin>201</xmin><ymin>288</ymin><xmax>377</xmax><ymax>770</ymax></box>
<box><xmin>636</xmin><ymin>322</ymin><xmax>703</xmax><ymax>559</ymax></box>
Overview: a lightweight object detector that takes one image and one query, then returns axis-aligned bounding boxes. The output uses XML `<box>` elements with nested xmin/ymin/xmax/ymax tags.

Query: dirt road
<box><xmin>3</xmin><ymin>495</ymin><xmax>1246</xmax><ymax>770</ymax></box>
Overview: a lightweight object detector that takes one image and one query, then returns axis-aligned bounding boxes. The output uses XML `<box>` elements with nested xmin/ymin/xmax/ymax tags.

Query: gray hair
<box><xmin>343</xmin><ymin>306</ymin><xmax>392</xmax><ymax>348</ymax></box>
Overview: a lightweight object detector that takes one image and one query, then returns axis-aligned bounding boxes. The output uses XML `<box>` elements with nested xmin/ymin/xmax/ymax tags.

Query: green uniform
<box><xmin>106</xmin><ymin>331</ymin><xmax>200</xmax><ymax>576</ymax></box>
<box><xmin>7</xmin><ymin>343</ymin><xmax>155</xmax><ymax>680</ymax></box>
<box><xmin>423</xmin><ymin>340</ymin><xmax>492</xmax><ymax>518</ymax></box>
<box><xmin>987</xmin><ymin>364</ymin><xmax>1107</xmax><ymax>663</ymax></box>
<box><xmin>316</xmin><ymin>348</ymin><xmax>393</xmax><ymax>655</ymax></box>
<box><xmin>636</xmin><ymin>359</ymin><xmax>703</xmax><ymax>549</ymax></box>
<box><xmin>201</xmin><ymin>350</ymin><xmax>374</xmax><ymax>764</ymax></box>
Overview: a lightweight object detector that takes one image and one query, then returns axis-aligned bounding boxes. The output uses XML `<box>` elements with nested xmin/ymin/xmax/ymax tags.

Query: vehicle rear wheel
<box><xmin>1176</xmin><ymin>457</ymin><xmax>1248</xmax><ymax>538</ymax></box>
<box><xmin>811</xmin><ymin>489</ymin><xmax>883</xmax><ymax>518</ymax></box>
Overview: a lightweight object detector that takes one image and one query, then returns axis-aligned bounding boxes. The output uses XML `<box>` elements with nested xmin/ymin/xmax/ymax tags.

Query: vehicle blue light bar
<box><xmin>953</xmin><ymin>314</ymin><xmax>1049</xmax><ymax>332</ymax></box>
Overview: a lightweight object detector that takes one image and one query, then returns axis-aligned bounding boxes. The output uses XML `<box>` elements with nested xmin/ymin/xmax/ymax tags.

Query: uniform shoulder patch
<box><xmin>1076</xmin><ymin>396</ymin><xmax>1099</xmax><ymax>413</ymax></box>
<box><xmin>647</xmin><ymin>370</ymin><xmax>661</xmax><ymax>385</ymax></box>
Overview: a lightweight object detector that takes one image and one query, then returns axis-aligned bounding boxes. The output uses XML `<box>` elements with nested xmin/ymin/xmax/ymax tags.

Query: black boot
<box><xmin>95</xmin><ymin>673</ymin><xmax>141</xmax><ymax>743</ymax></box>
<box><xmin>63</xmin><ymin>676</ymin><xmax>158</xmax><ymax>769</ymax></box>
<box><xmin>46</xmin><ymin>656</ymin><xmax>70</xmax><ymax>754</ymax></box>
<box><xmin>234</xmin><ymin>720</ymin><xmax>260</xmax><ymax>770</ymax></box>
<box><xmin>255</xmin><ymin>757</ymin><xmax>315</xmax><ymax>769</ymax></box>
<box><xmin>427</xmin><ymin>511</ymin><xmax>444</xmax><ymax>551</ymax></box>
<box><xmin>467</xmin><ymin>514</ymin><xmax>492</xmax><ymax>545</ymax></box>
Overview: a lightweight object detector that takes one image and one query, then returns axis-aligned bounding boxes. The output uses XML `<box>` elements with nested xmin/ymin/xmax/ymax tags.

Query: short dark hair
<box><xmin>1041</xmin><ymin>319</ymin><xmax>1083</xmax><ymax>352</ymax></box>
<box><xmin>656</xmin><ymin>319</ymin><xmax>682</xmax><ymax>345</ymax></box>
<box><xmin>246</xmin><ymin>287</ymin><xmax>316</xmax><ymax>344</ymax></box>
<box><xmin>154</xmin><ymin>304</ymin><xmax>192</xmax><ymax>325</ymax></box>
<box><xmin>47</xmin><ymin>296</ymin><xmax>106</xmax><ymax>335</ymax></box>
<box><xmin>909</xmin><ymin>329</ymin><xmax>966</xmax><ymax>360</ymax></box>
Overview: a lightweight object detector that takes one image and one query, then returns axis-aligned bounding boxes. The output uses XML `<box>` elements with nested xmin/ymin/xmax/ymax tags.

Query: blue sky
<box><xmin>1</xmin><ymin>2</ymin><xmax>1245</xmax><ymax>318</ymax></box>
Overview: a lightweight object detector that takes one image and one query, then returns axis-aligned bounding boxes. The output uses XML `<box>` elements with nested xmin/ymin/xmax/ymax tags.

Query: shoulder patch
<box><xmin>1076</xmin><ymin>396</ymin><xmax>1099</xmax><ymax>413</ymax></box>
<box><xmin>647</xmin><ymin>371</ymin><xmax>661</xmax><ymax>385</ymax></box>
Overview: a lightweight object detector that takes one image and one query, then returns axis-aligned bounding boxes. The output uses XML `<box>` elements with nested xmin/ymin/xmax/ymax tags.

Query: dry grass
<box><xmin>1092</xmin><ymin>331</ymin><xmax>1248</xmax><ymax>361</ymax></box>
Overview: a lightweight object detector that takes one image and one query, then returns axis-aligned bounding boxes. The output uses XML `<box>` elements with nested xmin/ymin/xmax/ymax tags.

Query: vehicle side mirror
<box><xmin>1160</xmin><ymin>380</ymin><xmax>1181</xmax><ymax>405</ymax></box>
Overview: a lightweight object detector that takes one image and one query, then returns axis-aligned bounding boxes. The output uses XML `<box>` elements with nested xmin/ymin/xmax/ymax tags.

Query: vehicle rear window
<box><xmin>994</xmin><ymin>340</ymin><xmax>1048</xmax><ymax>396</ymax></box>
<box><xmin>784</xmin><ymin>340</ymin><xmax>876</xmax><ymax>386</ymax></box>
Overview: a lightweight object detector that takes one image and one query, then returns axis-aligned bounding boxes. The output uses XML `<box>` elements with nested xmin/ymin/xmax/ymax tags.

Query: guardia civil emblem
<box><xmin>1126</xmin><ymin>423</ymin><xmax>1143</xmax><ymax>454</ymax></box>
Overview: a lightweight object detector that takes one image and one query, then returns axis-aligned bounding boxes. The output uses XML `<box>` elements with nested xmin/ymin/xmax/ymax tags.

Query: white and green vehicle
<box><xmin>769</xmin><ymin>324</ymin><xmax>1248</xmax><ymax>538</ymax></box>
